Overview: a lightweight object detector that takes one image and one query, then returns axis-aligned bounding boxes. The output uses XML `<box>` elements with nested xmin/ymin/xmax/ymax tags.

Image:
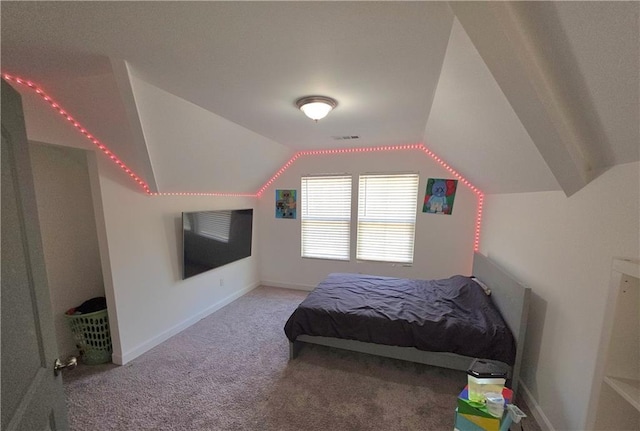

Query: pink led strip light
<box><xmin>2</xmin><ymin>73</ymin><xmax>152</xmax><ymax>194</ymax></box>
<box><xmin>147</xmin><ymin>192</ymin><xmax>255</xmax><ymax>197</ymax></box>
<box><xmin>256</xmin><ymin>144</ymin><xmax>485</xmax><ymax>251</ymax></box>
<box><xmin>3</xmin><ymin>73</ymin><xmax>271</xmax><ymax>197</ymax></box>
<box><xmin>4</xmin><ymin>74</ymin><xmax>483</xmax><ymax>249</ymax></box>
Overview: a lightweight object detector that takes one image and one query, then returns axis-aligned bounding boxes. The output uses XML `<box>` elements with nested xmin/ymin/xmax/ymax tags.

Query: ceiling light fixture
<box><xmin>295</xmin><ymin>96</ymin><xmax>337</xmax><ymax>122</ymax></box>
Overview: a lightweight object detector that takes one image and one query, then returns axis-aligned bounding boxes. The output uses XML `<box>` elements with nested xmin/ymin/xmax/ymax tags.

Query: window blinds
<box><xmin>301</xmin><ymin>175</ymin><xmax>352</xmax><ymax>260</ymax></box>
<box><xmin>357</xmin><ymin>173</ymin><xmax>419</xmax><ymax>263</ymax></box>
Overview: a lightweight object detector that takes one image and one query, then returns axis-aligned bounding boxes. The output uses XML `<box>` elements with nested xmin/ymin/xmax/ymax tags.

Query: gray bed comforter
<box><xmin>284</xmin><ymin>273</ymin><xmax>516</xmax><ymax>365</ymax></box>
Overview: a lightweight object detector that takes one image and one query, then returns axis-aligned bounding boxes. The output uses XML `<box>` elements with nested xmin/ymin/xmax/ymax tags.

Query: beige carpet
<box><xmin>64</xmin><ymin>286</ymin><xmax>540</xmax><ymax>431</ymax></box>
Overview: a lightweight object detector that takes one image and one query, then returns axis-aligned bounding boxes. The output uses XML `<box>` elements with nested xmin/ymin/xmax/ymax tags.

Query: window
<box><xmin>357</xmin><ymin>173</ymin><xmax>419</xmax><ymax>263</ymax></box>
<box><xmin>301</xmin><ymin>175</ymin><xmax>352</xmax><ymax>260</ymax></box>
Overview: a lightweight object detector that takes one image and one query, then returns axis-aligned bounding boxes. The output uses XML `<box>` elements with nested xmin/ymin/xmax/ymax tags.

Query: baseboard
<box><xmin>111</xmin><ymin>352</ymin><xmax>125</xmax><ymax>365</ymax></box>
<box><xmin>519</xmin><ymin>380</ymin><xmax>555</xmax><ymax>431</ymax></box>
<box><xmin>261</xmin><ymin>280</ymin><xmax>316</xmax><ymax>291</ymax></box>
<box><xmin>115</xmin><ymin>281</ymin><xmax>259</xmax><ymax>365</ymax></box>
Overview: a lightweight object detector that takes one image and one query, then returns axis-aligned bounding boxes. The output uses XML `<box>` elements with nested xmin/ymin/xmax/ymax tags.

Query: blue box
<box><xmin>454</xmin><ymin>408</ymin><xmax>512</xmax><ymax>431</ymax></box>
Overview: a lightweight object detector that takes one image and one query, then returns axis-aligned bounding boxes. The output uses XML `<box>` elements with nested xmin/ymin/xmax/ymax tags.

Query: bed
<box><xmin>284</xmin><ymin>252</ymin><xmax>531</xmax><ymax>397</ymax></box>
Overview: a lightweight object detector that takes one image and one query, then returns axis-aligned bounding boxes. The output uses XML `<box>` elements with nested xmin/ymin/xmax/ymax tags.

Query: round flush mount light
<box><xmin>295</xmin><ymin>95</ymin><xmax>338</xmax><ymax>121</ymax></box>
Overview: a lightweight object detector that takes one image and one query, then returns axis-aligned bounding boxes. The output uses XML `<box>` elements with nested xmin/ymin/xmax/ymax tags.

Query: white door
<box><xmin>1</xmin><ymin>79</ymin><xmax>71</xmax><ymax>430</ymax></box>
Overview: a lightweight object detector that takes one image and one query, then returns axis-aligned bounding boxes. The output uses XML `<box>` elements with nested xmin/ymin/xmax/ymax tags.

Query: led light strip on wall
<box><xmin>147</xmin><ymin>192</ymin><xmax>256</xmax><ymax>197</ymax></box>
<box><xmin>256</xmin><ymin>145</ymin><xmax>485</xmax><ymax>251</ymax></box>
<box><xmin>3</xmin><ymin>73</ymin><xmax>152</xmax><ymax>194</ymax></box>
<box><xmin>418</xmin><ymin>145</ymin><xmax>485</xmax><ymax>251</ymax></box>
<box><xmin>4</xmin><ymin>74</ymin><xmax>484</xmax><ymax>250</ymax></box>
<box><xmin>4</xmin><ymin>74</ymin><xmax>258</xmax><ymax>198</ymax></box>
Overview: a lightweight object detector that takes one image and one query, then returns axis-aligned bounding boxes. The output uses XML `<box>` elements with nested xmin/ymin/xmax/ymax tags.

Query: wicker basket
<box><xmin>65</xmin><ymin>308</ymin><xmax>112</xmax><ymax>365</ymax></box>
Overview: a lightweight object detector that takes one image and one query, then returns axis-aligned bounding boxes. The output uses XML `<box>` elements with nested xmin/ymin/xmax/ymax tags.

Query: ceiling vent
<box><xmin>331</xmin><ymin>135</ymin><xmax>360</xmax><ymax>141</ymax></box>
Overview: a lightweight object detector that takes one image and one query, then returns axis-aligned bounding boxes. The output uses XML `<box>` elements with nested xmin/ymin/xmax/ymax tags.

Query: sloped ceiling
<box><xmin>451</xmin><ymin>1</ymin><xmax>639</xmax><ymax>195</ymax></box>
<box><xmin>424</xmin><ymin>19</ymin><xmax>559</xmax><ymax>194</ymax></box>
<box><xmin>1</xmin><ymin>2</ymin><xmax>638</xmax><ymax>195</ymax></box>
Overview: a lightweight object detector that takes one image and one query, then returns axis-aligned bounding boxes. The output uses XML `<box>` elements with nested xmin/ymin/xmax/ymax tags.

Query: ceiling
<box><xmin>2</xmin><ymin>1</ymin><xmax>638</xmax><ymax>195</ymax></box>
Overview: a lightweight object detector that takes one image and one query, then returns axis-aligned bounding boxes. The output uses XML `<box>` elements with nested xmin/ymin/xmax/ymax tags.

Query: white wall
<box><xmin>480</xmin><ymin>162</ymin><xmax>640</xmax><ymax>430</ymax></box>
<box><xmin>258</xmin><ymin>149</ymin><xmax>479</xmax><ymax>289</ymax></box>
<box><xmin>18</xmin><ymin>84</ymin><xmax>260</xmax><ymax>365</ymax></box>
<box><xmin>91</xmin><ymin>155</ymin><xmax>259</xmax><ymax>364</ymax></box>
<box><xmin>29</xmin><ymin>142</ymin><xmax>105</xmax><ymax>359</ymax></box>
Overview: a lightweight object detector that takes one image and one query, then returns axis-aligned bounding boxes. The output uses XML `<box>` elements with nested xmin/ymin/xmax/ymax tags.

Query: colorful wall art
<box><xmin>423</xmin><ymin>178</ymin><xmax>458</xmax><ymax>215</ymax></box>
<box><xmin>275</xmin><ymin>189</ymin><xmax>297</xmax><ymax>219</ymax></box>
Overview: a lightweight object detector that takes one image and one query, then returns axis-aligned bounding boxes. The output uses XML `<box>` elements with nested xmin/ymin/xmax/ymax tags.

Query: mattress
<box><xmin>284</xmin><ymin>273</ymin><xmax>516</xmax><ymax>365</ymax></box>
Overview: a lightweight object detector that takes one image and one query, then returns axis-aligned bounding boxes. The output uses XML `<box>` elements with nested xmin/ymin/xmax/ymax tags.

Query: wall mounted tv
<box><xmin>182</xmin><ymin>209</ymin><xmax>253</xmax><ymax>279</ymax></box>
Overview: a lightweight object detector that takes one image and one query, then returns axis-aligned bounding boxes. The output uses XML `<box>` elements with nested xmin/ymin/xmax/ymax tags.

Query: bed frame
<box><xmin>289</xmin><ymin>252</ymin><xmax>531</xmax><ymax>397</ymax></box>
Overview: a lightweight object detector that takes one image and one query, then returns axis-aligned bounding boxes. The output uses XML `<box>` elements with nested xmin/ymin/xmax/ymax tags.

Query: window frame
<box><xmin>300</xmin><ymin>174</ymin><xmax>353</xmax><ymax>261</ymax></box>
<box><xmin>356</xmin><ymin>172</ymin><xmax>420</xmax><ymax>264</ymax></box>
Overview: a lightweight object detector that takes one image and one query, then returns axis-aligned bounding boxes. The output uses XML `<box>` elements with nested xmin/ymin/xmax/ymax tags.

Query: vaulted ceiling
<box><xmin>2</xmin><ymin>2</ymin><xmax>638</xmax><ymax>195</ymax></box>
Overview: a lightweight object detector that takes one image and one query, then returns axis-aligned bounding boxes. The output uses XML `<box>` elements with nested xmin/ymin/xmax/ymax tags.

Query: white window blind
<box><xmin>357</xmin><ymin>173</ymin><xmax>419</xmax><ymax>263</ymax></box>
<box><xmin>301</xmin><ymin>175</ymin><xmax>352</xmax><ymax>260</ymax></box>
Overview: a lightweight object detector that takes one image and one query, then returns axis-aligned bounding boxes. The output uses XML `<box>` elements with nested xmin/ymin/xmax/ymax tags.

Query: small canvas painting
<box><xmin>275</xmin><ymin>189</ymin><xmax>297</xmax><ymax>219</ymax></box>
<box><xmin>423</xmin><ymin>178</ymin><xmax>458</xmax><ymax>215</ymax></box>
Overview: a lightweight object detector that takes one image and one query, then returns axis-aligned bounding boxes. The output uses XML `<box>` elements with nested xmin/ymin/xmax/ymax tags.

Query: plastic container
<box><xmin>65</xmin><ymin>308</ymin><xmax>112</xmax><ymax>365</ymax></box>
<box><xmin>485</xmin><ymin>392</ymin><xmax>505</xmax><ymax>418</ymax></box>
<box><xmin>466</xmin><ymin>359</ymin><xmax>509</xmax><ymax>403</ymax></box>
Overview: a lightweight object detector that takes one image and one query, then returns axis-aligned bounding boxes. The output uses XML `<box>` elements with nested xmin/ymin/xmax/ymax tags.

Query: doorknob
<box><xmin>54</xmin><ymin>356</ymin><xmax>77</xmax><ymax>376</ymax></box>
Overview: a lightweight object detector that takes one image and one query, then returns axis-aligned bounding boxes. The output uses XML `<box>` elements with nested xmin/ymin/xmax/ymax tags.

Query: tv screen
<box><xmin>182</xmin><ymin>209</ymin><xmax>253</xmax><ymax>279</ymax></box>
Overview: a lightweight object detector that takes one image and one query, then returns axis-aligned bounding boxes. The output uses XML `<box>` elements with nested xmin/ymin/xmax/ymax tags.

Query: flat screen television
<box><xmin>182</xmin><ymin>209</ymin><xmax>253</xmax><ymax>279</ymax></box>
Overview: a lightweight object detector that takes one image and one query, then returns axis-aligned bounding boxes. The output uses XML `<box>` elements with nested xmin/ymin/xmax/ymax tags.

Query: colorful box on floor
<box><xmin>457</xmin><ymin>385</ymin><xmax>513</xmax><ymax>418</ymax></box>
<box><xmin>455</xmin><ymin>386</ymin><xmax>513</xmax><ymax>431</ymax></box>
<box><xmin>454</xmin><ymin>408</ymin><xmax>513</xmax><ymax>431</ymax></box>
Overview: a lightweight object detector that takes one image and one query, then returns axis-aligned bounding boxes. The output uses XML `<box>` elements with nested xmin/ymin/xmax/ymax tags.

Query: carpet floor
<box><xmin>64</xmin><ymin>286</ymin><xmax>540</xmax><ymax>431</ymax></box>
